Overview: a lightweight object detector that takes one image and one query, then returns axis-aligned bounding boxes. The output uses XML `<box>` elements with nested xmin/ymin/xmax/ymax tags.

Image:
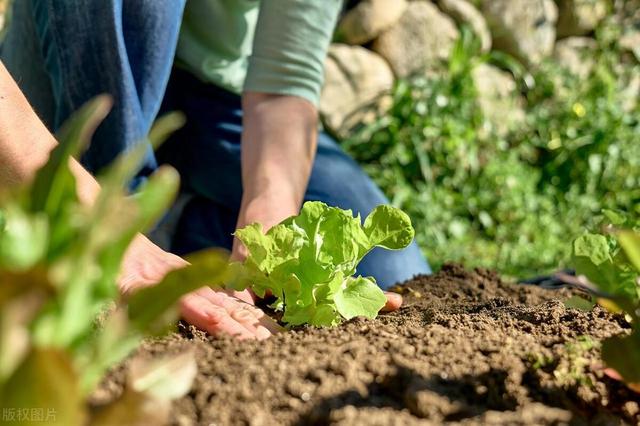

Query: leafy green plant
<box><xmin>0</xmin><ymin>96</ymin><xmax>228</xmax><ymax>425</ymax></box>
<box><xmin>571</xmin><ymin>210</ymin><xmax>640</xmax><ymax>388</ymax></box>
<box><xmin>341</xmin><ymin>19</ymin><xmax>639</xmax><ymax>278</ymax></box>
<box><xmin>228</xmin><ymin>201</ymin><xmax>414</xmax><ymax>326</ymax></box>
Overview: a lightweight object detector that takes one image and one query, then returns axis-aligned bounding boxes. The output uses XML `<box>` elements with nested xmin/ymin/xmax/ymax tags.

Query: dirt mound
<box><xmin>92</xmin><ymin>264</ymin><xmax>639</xmax><ymax>425</ymax></box>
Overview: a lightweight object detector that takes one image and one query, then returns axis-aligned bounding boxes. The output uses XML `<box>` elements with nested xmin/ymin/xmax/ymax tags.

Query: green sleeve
<box><xmin>243</xmin><ymin>0</ymin><xmax>343</xmax><ymax>106</ymax></box>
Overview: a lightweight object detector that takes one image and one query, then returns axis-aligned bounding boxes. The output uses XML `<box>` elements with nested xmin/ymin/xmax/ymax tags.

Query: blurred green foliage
<box><xmin>0</xmin><ymin>97</ymin><xmax>227</xmax><ymax>425</ymax></box>
<box><xmin>343</xmin><ymin>23</ymin><xmax>640</xmax><ymax>278</ymax></box>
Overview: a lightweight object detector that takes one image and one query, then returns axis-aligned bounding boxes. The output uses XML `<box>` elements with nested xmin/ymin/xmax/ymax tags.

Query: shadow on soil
<box><xmin>295</xmin><ymin>364</ymin><xmax>520</xmax><ymax>425</ymax></box>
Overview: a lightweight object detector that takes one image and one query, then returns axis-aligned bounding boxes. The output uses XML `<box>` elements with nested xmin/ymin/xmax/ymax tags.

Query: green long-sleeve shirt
<box><xmin>176</xmin><ymin>0</ymin><xmax>343</xmax><ymax>106</ymax></box>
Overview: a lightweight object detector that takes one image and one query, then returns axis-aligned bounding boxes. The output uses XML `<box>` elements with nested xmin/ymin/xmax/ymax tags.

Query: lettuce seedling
<box><xmin>228</xmin><ymin>201</ymin><xmax>414</xmax><ymax>326</ymax></box>
<box><xmin>571</xmin><ymin>210</ymin><xmax>640</xmax><ymax>386</ymax></box>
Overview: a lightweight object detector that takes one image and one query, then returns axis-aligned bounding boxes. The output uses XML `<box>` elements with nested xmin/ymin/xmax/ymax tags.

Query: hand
<box><xmin>381</xmin><ymin>292</ymin><xmax>403</xmax><ymax>312</ymax></box>
<box><xmin>119</xmin><ymin>235</ymin><xmax>281</xmax><ymax>340</ymax></box>
<box><xmin>180</xmin><ymin>287</ymin><xmax>283</xmax><ymax>340</ymax></box>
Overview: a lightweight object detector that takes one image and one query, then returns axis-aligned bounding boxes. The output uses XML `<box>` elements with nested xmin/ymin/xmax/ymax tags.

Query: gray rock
<box><xmin>480</xmin><ymin>0</ymin><xmax>558</xmax><ymax>66</ymax></box>
<box><xmin>472</xmin><ymin>63</ymin><xmax>525</xmax><ymax>136</ymax></box>
<box><xmin>372</xmin><ymin>1</ymin><xmax>459</xmax><ymax>77</ymax></box>
<box><xmin>320</xmin><ymin>44</ymin><xmax>395</xmax><ymax>138</ymax></box>
<box><xmin>336</xmin><ymin>0</ymin><xmax>408</xmax><ymax>45</ymax></box>
<box><xmin>437</xmin><ymin>0</ymin><xmax>492</xmax><ymax>52</ymax></box>
<box><xmin>556</xmin><ymin>0</ymin><xmax>608</xmax><ymax>38</ymax></box>
<box><xmin>553</xmin><ymin>36</ymin><xmax>597</xmax><ymax>78</ymax></box>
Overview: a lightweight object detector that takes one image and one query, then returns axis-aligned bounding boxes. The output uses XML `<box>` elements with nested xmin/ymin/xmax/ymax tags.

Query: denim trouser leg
<box><xmin>1</xmin><ymin>0</ymin><xmax>185</xmax><ymax>177</ymax></box>
<box><xmin>160</xmin><ymin>70</ymin><xmax>432</xmax><ymax>288</ymax></box>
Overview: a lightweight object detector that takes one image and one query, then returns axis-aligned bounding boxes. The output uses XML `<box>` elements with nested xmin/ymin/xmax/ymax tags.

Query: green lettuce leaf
<box><xmin>231</xmin><ymin>202</ymin><xmax>413</xmax><ymax>326</ymax></box>
<box><xmin>334</xmin><ymin>276</ymin><xmax>387</xmax><ymax>320</ymax></box>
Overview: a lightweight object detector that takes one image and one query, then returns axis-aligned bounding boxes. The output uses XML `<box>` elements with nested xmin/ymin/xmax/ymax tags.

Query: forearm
<box><xmin>237</xmin><ymin>92</ymin><xmax>318</xmax><ymax>231</ymax></box>
<box><xmin>0</xmin><ymin>62</ymin><xmax>100</xmax><ymax>205</ymax></box>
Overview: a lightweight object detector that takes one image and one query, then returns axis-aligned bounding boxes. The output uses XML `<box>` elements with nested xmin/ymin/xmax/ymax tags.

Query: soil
<box><xmin>92</xmin><ymin>264</ymin><xmax>640</xmax><ymax>425</ymax></box>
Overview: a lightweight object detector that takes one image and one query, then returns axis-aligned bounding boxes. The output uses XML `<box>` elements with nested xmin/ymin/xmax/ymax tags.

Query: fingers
<box><xmin>187</xmin><ymin>287</ymin><xmax>282</xmax><ymax>339</ymax></box>
<box><xmin>197</xmin><ymin>287</ymin><xmax>284</xmax><ymax>335</ymax></box>
<box><xmin>381</xmin><ymin>291</ymin><xmax>403</xmax><ymax>312</ymax></box>
<box><xmin>222</xmin><ymin>288</ymin><xmax>256</xmax><ymax>305</ymax></box>
<box><xmin>180</xmin><ymin>293</ymin><xmax>256</xmax><ymax>340</ymax></box>
<box><xmin>181</xmin><ymin>286</ymin><xmax>399</xmax><ymax>342</ymax></box>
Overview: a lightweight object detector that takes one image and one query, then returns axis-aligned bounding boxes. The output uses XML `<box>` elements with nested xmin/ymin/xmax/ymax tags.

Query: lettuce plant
<box><xmin>0</xmin><ymin>97</ymin><xmax>228</xmax><ymax>425</ymax></box>
<box><xmin>228</xmin><ymin>201</ymin><xmax>414</xmax><ymax>326</ymax></box>
<box><xmin>571</xmin><ymin>210</ymin><xmax>640</xmax><ymax>387</ymax></box>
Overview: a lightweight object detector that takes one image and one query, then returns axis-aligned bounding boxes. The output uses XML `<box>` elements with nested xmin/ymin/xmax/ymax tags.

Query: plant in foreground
<box><xmin>570</xmin><ymin>210</ymin><xmax>640</xmax><ymax>390</ymax></box>
<box><xmin>0</xmin><ymin>97</ymin><xmax>228</xmax><ymax>425</ymax></box>
<box><xmin>228</xmin><ymin>201</ymin><xmax>414</xmax><ymax>326</ymax></box>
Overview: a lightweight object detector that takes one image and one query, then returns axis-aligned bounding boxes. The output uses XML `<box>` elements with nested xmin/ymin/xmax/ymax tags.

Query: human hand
<box><xmin>119</xmin><ymin>235</ymin><xmax>281</xmax><ymax>340</ymax></box>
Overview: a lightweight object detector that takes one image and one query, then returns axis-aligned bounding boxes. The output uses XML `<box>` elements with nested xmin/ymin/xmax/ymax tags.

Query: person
<box><xmin>0</xmin><ymin>1</ymin><xmax>431</xmax><ymax>340</ymax></box>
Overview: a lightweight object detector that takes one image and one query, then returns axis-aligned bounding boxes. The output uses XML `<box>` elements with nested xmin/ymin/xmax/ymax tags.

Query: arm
<box><xmin>0</xmin><ymin>61</ymin><xmax>283</xmax><ymax>338</ymax></box>
<box><xmin>232</xmin><ymin>0</ymin><xmax>341</xmax><ymax>257</ymax></box>
<box><xmin>0</xmin><ymin>61</ymin><xmax>184</xmax><ymax>291</ymax></box>
<box><xmin>0</xmin><ymin>62</ymin><xmax>100</xmax><ymax>204</ymax></box>
<box><xmin>233</xmin><ymin>1</ymin><xmax>402</xmax><ymax>311</ymax></box>
<box><xmin>232</xmin><ymin>92</ymin><xmax>317</xmax><ymax>258</ymax></box>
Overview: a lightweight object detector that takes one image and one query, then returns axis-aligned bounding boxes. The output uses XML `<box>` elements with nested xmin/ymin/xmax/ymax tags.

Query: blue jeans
<box><xmin>1</xmin><ymin>0</ymin><xmax>431</xmax><ymax>288</ymax></box>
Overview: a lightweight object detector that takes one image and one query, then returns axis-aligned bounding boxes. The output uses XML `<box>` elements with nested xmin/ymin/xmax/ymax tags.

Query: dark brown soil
<box><xmin>93</xmin><ymin>264</ymin><xmax>640</xmax><ymax>425</ymax></box>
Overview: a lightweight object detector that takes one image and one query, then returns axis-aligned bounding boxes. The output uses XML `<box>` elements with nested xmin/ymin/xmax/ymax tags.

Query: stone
<box><xmin>620</xmin><ymin>30</ymin><xmax>640</xmax><ymax>63</ymax></box>
<box><xmin>336</xmin><ymin>0</ymin><xmax>408</xmax><ymax>45</ymax></box>
<box><xmin>621</xmin><ymin>74</ymin><xmax>640</xmax><ymax>113</ymax></box>
<box><xmin>372</xmin><ymin>1</ymin><xmax>459</xmax><ymax>78</ymax></box>
<box><xmin>437</xmin><ymin>0</ymin><xmax>492</xmax><ymax>52</ymax></box>
<box><xmin>556</xmin><ymin>0</ymin><xmax>608</xmax><ymax>38</ymax></box>
<box><xmin>472</xmin><ymin>63</ymin><xmax>525</xmax><ymax>136</ymax></box>
<box><xmin>480</xmin><ymin>0</ymin><xmax>558</xmax><ymax>66</ymax></box>
<box><xmin>553</xmin><ymin>36</ymin><xmax>597</xmax><ymax>78</ymax></box>
<box><xmin>319</xmin><ymin>44</ymin><xmax>395</xmax><ymax>138</ymax></box>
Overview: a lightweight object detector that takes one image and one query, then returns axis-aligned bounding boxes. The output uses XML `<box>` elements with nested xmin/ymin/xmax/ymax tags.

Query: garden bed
<box><xmin>92</xmin><ymin>265</ymin><xmax>639</xmax><ymax>425</ymax></box>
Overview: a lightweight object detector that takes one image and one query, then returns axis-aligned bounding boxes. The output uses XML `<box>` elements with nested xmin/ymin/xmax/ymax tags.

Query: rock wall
<box><xmin>321</xmin><ymin>0</ymin><xmax>615</xmax><ymax>138</ymax></box>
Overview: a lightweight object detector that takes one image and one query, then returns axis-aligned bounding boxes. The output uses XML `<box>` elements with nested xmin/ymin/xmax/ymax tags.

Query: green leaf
<box><xmin>334</xmin><ymin>276</ymin><xmax>386</xmax><ymax>320</ymax></box>
<box><xmin>563</xmin><ymin>295</ymin><xmax>595</xmax><ymax>311</ymax></box>
<box><xmin>231</xmin><ymin>202</ymin><xmax>413</xmax><ymax>326</ymax></box>
<box><xmin>76</xmin><ymin>308</ymin><xmax>140</xmax><ymax>394</ymax></box>
<box><xmin>601</xmin><ymin>332</ymin><xmax>640</xmax><ymax>383</ymax></box>
<box><xmin>310</xmin><ymin>304</ymin><xmax>342</xmax><ymax>327</ymax></box>
<box><xmin>618</xmin><ymin>230</ymin><xmax>640</xmax><ymax>273</ymax></box>
<box><xmin>316</xmin><ymin>207</ymin><xmax>368</xmax><ymax>273</ymax></box>
<box><xmin>0</xmin><ymin>206</ymin><xmax>48</xmax><ymax>271</ymax></box>
<box><xmin>0</xmin><ymin>348</ymin><xmax>85</xmax><ymax>426</ymax></box>
<box><xmin>235</xmin><ymin>223</ymin><xmax>304</xmax><ymax>272</ymax></box>
<box><xmin>572</xmin><ymin>233</ymin><xmax>619</xmax><ymax>294</ymax></box>
<box><xmin>573</xmin><ymin>233</ymin><xmax>612</xmax><ymax>266</ymax></box>
<box><xmin>602</xmin><ymin>209</ymin><xmax>627</xmax><ymax>227</ymax></box>
<box><xmin>363</xmin><ymin>205</ymin><xmax>415</xmax><ymax>251</ymax></box>
<box><xmin>30</xmin><ymin>96</ymin><xmax>112</xmax><ymax>216</ymax></box>
<box><xmin>148</xmin><ymin>112</ymin><xmax>186</xmax><ymax>150</ymax></box>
